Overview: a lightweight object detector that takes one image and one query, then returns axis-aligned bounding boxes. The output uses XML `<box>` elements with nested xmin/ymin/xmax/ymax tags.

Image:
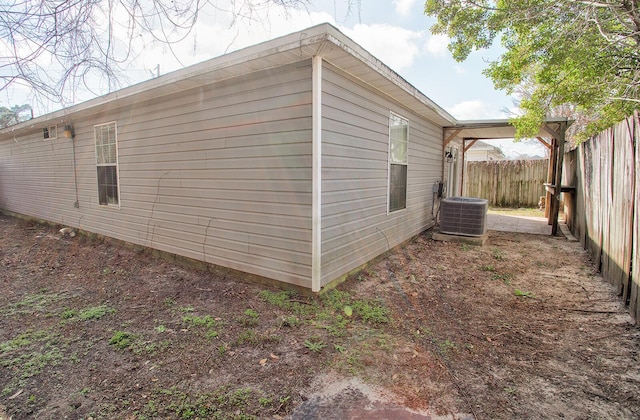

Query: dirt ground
<box><xmin>1</xmin><ymin>212</ymin><xmax>639</xmax><ymax>420</ymax></box>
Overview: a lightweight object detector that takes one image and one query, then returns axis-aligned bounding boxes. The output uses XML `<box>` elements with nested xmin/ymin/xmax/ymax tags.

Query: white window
<box><xmin>388</xmin><ymin>112</ymin><xmax>408</xmax><ymax>212</ymax></box>
<box><xmin>43</xmin><ymin>125</ymin><xmax>57</xmax><ymax>140</ymax></box>
<box><xmin>94</xmin><ymin>122</ymin><xmax>120</xmax><ymax>206</ymax></box>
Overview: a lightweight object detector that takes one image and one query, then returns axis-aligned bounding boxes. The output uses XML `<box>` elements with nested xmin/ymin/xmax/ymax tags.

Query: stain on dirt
<box><xmin>289</xmin><ymin>373</ymin><xmax>472</xmax><ymax>419</ymax></box>
<box><xmin>1</xmin><ymin>213</ymin><xmax>639</xmax><ymax>419</ymax></box>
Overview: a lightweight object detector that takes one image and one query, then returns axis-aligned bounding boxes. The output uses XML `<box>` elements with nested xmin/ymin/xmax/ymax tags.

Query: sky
<box><xmin>5</xmin><ymin>0</ymin><xmax>546</xmax><ymax>158</ymax></box>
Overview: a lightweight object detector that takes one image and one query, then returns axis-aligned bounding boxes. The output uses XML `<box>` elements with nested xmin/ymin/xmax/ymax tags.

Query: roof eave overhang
<box><xmin>1</xmin><ymin>23</ymin><xmax>456</xmax><ymax>139</ymax></box>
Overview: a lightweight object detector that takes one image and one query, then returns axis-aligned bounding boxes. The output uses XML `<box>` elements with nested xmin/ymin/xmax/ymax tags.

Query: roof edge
<box><xmin>2</xmin><ymin>22</ymin><xmax>457</xmax><ymax>137</ymax></box>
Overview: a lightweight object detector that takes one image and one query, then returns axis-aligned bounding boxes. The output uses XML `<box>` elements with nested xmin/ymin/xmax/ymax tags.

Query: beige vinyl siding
<box><xmin>320</xmin><ymin>63</ymin><xmax>442</xmax><ymax>286</ymax></box>
<box><xmin>0</xmin><ymin>61</ymin><xmax>314</xmax><ymax>287</ymax></box>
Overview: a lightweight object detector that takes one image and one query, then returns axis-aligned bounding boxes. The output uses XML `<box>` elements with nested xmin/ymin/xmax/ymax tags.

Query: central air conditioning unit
<box><xmin>440</xmin><ymin>196</ymin><xmax>488</xmax><ymax>237</ymax></box>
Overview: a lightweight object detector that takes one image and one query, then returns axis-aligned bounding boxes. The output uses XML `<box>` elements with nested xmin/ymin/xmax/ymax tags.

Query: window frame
<box><xmin>387</xmin><ymin>111</ymin><xmax>409</xmax><ymax>214</ymax></box>
<box><xmin>94</xmin><ymin>121</ymin><xmax>121</xmax><ymax>208</ymax></box>
<box><xmin>43</xmin><ymin>125</ymin><xmax>57</xmax><ymax>140</ymax></box>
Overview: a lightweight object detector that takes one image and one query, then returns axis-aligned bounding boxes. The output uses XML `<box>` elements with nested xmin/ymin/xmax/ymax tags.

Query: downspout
<box><xmin>311</xmin><ymin>55</ymin><xmax>322</xmax><ymax>292</ymax></box>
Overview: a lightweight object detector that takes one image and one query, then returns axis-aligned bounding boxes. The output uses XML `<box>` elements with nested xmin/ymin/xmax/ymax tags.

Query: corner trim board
<box><xmin>312</xmin><ymin>55</ymin><xmax>322</xmax><ymax>292</ymax></box>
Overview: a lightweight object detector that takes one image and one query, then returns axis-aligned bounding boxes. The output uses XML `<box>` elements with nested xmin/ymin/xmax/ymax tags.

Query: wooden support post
<box><xmin>545</xmin><ymin>138</ymin><xmax>557</xmax><ymax>219</ymax></box>
<box><xmin>444</xmin><ymin>129</ymin><xmax>461</xmax><ymax>147</ymax></box>
<box><xmin>464</xmin><ymin>139</ymin><xmax>479</xmax><ymax>152</ymax></box>
<box><xmin>461</xmin><ymin>139</ymin><xmax>467</xmax><ymax>196</ymax></box>
<box><xmin>536</xmin><ymin>137</ymin><xmax>552</xmax><ymax>150</ymax></box>
<box><xmin>550</xmin><ymin>123</ymin><xmax>567</xmax><ymax>236</ymax></box>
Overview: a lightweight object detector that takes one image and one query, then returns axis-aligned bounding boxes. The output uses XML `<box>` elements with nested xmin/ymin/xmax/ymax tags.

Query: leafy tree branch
<box><xmin>425</xmin><ymin>0</ymin><xmax>640</xmax><ymax>140</ymax></box>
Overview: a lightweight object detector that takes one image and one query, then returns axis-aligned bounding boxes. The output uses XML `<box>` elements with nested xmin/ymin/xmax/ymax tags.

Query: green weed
<box><xmin>146</xmin><ymin>386</ymin><xmax>254</xmax><ymax>419</ymax></box>
<box><xmin>60</xmin><ymin>309</ymin><xmax>78</xmax><ymax>319</ymax></box>
<box><xmin>0</xmin><ymin>330</ymin><xmax>64</xmax><ymax>381</ymax></box>
<box><xmin>78</xmin><ymin>305</ymin><xmax>115</xmax><ymax>320</ymax></box>
<box><xmin>304</xmin><ymin>339</ymin><xmax>327</xmax><ymax>353</ymax></box>
<box><xmin>239</xmin><ymin>309</ymin><xmax>259</xmax><ymax>326</ymax></box>
<box><xmin>182</xmin><ymin>314</ymin><xmax>219</xmax><ymax>339</ymax></box>
<box><xmin>438</xmin><ymin>339</ymin><xmax>457</xmax><ymax>355</ymax></box>
<box><xmin>352</xmin><ymin>299</ymin><xmax>390</xmax><ymax>324</ymax></box>
<box><xmin>5</xmin><ymin>291</ymin><xmax>70</xmax><ymax>316</ymax></box>
<box><xmin>321</xmin><ymin>290</ymin><xmax>351</xmax><ymax>311</ymax></box>
<box><xmin>281</xmin><ymin>315</ymin><xmax>300</xmax><ymax>327</ymax></box>
<box><xmin>109</xmin><ymin>331</ymin><xmax>137</xmax><ymax>350</ymax></box>
<box><xmin>259</xmin><ymin>290</ymin><xmax>317</xmax><ymax>316</ymax></box>
<box><xmin>236</xmin><ymin>329</ymin><xmax>258</xmax><ymax>345</ymax></box>
<box><xmin>491</xmin><ymin>273</ymin><xmax>514</xmax><ymax>284</ymax></box>
<box><xmin>515</xmin><ymin>289</ymin><xmax>534</xmax><ymax>298</ymax></box>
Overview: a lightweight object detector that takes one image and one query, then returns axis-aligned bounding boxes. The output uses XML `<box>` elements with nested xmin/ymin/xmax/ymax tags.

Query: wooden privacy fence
<box><xmin>463</xmin><ymin>159</ymin><xmax>548</xmax><ymax>207</ymax></box>
<box><xmin>564</xmin><ymin>113</ymin><xmax>639</xmax><ymax>324</ymax></box>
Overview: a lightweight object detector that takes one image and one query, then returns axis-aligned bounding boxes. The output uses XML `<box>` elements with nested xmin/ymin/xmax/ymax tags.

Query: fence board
<box><xmin>464</xmin><ymin>160</ymin><xmax>548</xmax><ymax>207</ymax></box>
<box><xmin>631</xmin><ymin>113</ymin><xmax>640</xmax><ymax>322</ymax></box>
<box><xmin>567</xmin><ymin>114</ymin><xmax>638</xmax><ymax>324</ymax></box>
<box><xmin>610</xmin><ymin>121</ymin><xmax>635</xmax><ymax>299</ymax></box>
<box><xmin>600</xmin><ymin>129</ymin><xmax>613</xmax><ymax>282</ymax></box>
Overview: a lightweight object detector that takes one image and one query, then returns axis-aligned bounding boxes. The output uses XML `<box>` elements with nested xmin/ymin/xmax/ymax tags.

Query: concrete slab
<box><xmin>431</xmin><ymin>230</ymin><xmax>488</xmax><ymax>246</ymax></box>
<box><xmin>486</xmin><ymin>213</ymin><xmax>552</xmax><ymax>235</ymax></box>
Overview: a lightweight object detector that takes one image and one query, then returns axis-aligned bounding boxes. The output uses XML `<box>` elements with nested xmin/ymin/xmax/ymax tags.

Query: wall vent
<box><xmin>440</xmin><ymin>196</ymin><xmax>488</xmax><ymax>237</ymax></box>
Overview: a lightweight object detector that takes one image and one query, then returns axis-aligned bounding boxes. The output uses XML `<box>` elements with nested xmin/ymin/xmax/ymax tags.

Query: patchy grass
<box><xmin>2</xmin><ymin>214</ymin><xmax>639</xmax><ymax>420</ymax></box>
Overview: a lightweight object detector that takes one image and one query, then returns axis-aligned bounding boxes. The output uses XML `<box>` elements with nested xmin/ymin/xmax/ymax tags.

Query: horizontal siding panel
<box><xmin>121</xmin><ymin>131</ymin><xmax>309</xmax><ymax>156</ymax></box>
<box><xmin>120</xmin><ymin>186</ymin><xmax>309</xmax><ymax>205</ymax></box>
<box><xmin>127</xmin><ymin>194</ymin><xmax>311</xmax><ymax>218</ymax></box>
<box><xmin>323</xmin><ymin>187</ymin><xmax>385</xmax><ymax>205</ymax></box>
<box><xmin>137</xmin><ymin>202</ymin><xmax>310</xmax><ymax>229</ymax></box>
<box><xmin>322</xmin><ymin>178</ymin><xmax>387</xmax><ymax>192</ymax></box>
<box><xmin>322</xmin><ymin>118</ymin><xmax>388</xmax><ymax>145</ymax></box>
<box><xmin>119</xmin><ymin>120</ymin><xmax>311</xmax><ymax>150</ymax></box>
<box><xmin>323</xmin><ymin>140</ymin><xmax>387</xmax><ymax>161</ymax></box>
<box><xmin>121</xmin><ymin>94</ymin><xmax>311</xmax><ymax>137</ymax></box>
<box><xmin>121</xmin><ymin>178</ymin><xmax>312</xmax><ymax>192</ymax></box>
<box><xmin>124</xmin><ymin>78</ymin><xmax>312</xmax><ymax>128</ymax></box>
<box><xmin>322</xmin><ymin>196</ymin><xmax>387</xmax><ymax>220</ymax></box>
<box><xmin>119</xmin><ymin>169</ymin><xmax>311</xmax><ymax>182</ymax></box>
<box><xmin>124</xmin><ymin>62</ymin><xmax>312</xmax><ymax>123</ymax></box>
<box><xmin>120</xmin><ymin>106</ymin><xmax>311</xmax><ymax>141</ymax></box>
<box><xmin>118</xmin><ymin>155</ymin><xmax>311</xmax><ymax>170</ymax></box>
<box><xmin>319</xmin><ymin>62</ymin><xmax>442</xmax><ymax>287</ymax></box>
<box><xmin>0</xmin><ymin>62</ymin><xmax>314</xmax><ymax>289</ymax></box>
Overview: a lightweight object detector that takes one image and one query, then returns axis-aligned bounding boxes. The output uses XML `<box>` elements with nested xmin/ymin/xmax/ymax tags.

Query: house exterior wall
<box><xmin>466</xmin><ymin>144</ymin><xmax>505</xmax><ymax>161</ymax></box>
<box><xmin>0</xmin><ymin>61</ymin><xmax>314</xmax><ymax>288</ymax></box>
<box><xmin>319</xmin><ymin>63</ymin><xmax>442</xmax><ymax>287</ymax></box>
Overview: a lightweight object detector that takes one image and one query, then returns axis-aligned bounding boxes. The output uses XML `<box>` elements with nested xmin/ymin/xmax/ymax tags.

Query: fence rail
<box><xmin>564</xmin><ymin>113</ymin><xmax>639</xmax><ymax>324</ymax></box>
<box><xmin>463</xmin><ymin>159</ymin><xmax>548</xmax><ymax>207</ymax></box>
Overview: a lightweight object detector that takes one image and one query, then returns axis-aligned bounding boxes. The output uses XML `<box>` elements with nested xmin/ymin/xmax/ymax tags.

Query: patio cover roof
<box><xmin>442</xmin><ymin>117</ymin><xmax>572</xmax><ymax>237</ymax></box>
<box><xmin>443</xmin><ymin>117</ymin><xmax>571</xmax><ymax>143</ymax></box>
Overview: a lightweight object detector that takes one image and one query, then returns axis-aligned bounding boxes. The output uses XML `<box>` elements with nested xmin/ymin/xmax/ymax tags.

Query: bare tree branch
<box><xmin>3</xmin><ymin>0</ymin><xmax>369</xmax><ymax>110</ymax></box>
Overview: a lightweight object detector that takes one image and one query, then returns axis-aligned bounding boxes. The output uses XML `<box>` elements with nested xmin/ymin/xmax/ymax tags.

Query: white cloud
<box><xmin>393</xmin><ymin>0</ymin><xmax>418</xmax><ymax>16</ymax></box>
<box><xmin>447</xmin><ymin>100</ymin><xmax>505</xmax><ymax>120</ymax></box>
<box><xmin>454</xmin><ymin>65</ymin><xmax>465</xmax><ymax>75</ymax></box>
<box><xmin>343</xmin><ymin>24</ymin><xmax>423</xmax><ymax>72</ymax></box>
<box><xmin>424</xmin><ymin>34</ymin><xmax>449</xmax><ymax>56</ymax></box>
<box><xmin>128</xmin><ymin>5</ymin><xmax>336</xmax><ymax>82</ymax></box>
